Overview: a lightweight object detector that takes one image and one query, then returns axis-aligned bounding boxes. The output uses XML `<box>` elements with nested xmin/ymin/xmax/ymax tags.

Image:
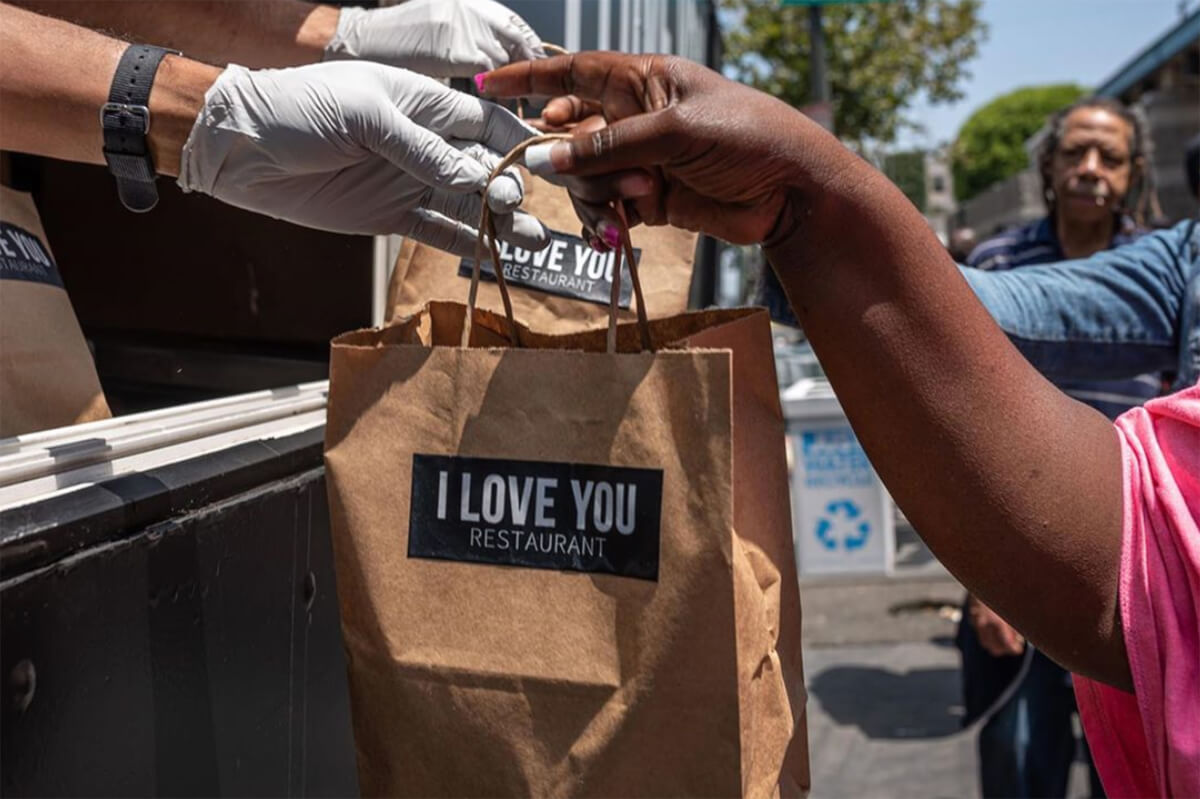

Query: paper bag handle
<box><xmin>463</xmin><ymin>134</ymin><xmax>655</xmax><ymax>354</ymax></box>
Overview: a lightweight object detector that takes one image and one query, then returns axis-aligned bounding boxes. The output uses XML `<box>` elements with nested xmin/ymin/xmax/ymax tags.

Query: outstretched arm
<box><xmin>486</xmin><ymin>53</ymin><xmax>1131</xmax><ymax>690</ymax></box>
<box><xmin>0</xmin><ymin>1</ymin><xmax>218</xmax><ymax>174</ymax></box>
<box><xmin>1</xmin><ymin>2</ymin><xmax>548</xmax><ymax>253</ymax></box>
<box><xmin>9</xmin><ymin>0</ymin><xmax>335</xmax><ymax>68</ymax></box>
<box><xmin>960</xmin><ymin>224</ymin><xmax>1195</xmax><ymax>385</ymax></box>
<box><xmin>10</xmin><ymin>0</ymin><xmax>545</xmax><ymax>76</ymax></box>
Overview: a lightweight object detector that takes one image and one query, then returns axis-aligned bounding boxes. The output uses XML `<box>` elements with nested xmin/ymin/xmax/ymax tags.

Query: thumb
<box><xmin>523</xmin><ymin>109</ymin><xmax>682</xmax><ymax>178</ymax></box>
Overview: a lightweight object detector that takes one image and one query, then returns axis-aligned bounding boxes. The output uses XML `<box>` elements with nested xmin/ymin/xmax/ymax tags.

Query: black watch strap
<box><xmin>102</xmin><ymin>44</ymin><xmax>179</xmax><ymax>213</ymax></box>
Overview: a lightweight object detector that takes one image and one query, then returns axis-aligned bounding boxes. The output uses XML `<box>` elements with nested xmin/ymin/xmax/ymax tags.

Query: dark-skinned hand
<box><xmin>482</xmin><ymin>52</ymin><xmax>841</xmax><ymax>247</ymax></box>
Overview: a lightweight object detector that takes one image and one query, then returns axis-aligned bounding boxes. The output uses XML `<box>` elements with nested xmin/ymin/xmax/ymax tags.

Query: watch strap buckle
<box><xmin>100</xmin><ymin>102</ymin><xmax>152</xmax><ymax>136</ymax></box>
<box><xmin>102</xmin><ymin>45</ymin><xmax>178</xmax><ymax>213</ymax></box>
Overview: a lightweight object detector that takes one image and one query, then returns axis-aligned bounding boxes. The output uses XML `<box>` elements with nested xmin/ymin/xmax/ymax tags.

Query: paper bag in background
<box><xmin>387</xmin><ymin>171</ymin><xmax>698</xmax><ymax>331</ymax></box>
<box><xmin>325</xmin><ymin>302</ymin><xmax>808</xmax><ymax>797</ymax></box>
<box><xmin>0</xmin><ymin>185</ymin><xmax>110</xmax><ymax>437</ymax></box>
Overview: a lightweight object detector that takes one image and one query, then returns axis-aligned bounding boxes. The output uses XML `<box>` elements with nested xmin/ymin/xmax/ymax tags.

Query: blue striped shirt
<box><xmin>965</xmin><ymin>217</ymin><xmax>1162</xmax><ymax>419</ymax></box>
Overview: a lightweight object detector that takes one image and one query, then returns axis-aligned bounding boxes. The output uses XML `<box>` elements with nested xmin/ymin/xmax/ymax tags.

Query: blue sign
<box><xmin>814</xmin><ymin>499</ymin><xmax>871</xmax><ymax>551</ymax></box>
<box><xmin>800</xmin><ymin>427</ymin><xmax>874</xmax><ymax>489</ymax></box>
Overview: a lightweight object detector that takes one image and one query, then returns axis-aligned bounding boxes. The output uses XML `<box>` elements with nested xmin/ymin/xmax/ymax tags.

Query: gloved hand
<box><xmin>177</xmin><ymin>61</ymin><xmax>548</xmax><ymax>256</ymax></box>
<box><xmin>324</xmin><ymin>0</ymin><xmax>545</xmax><ymax>79</ymax></box>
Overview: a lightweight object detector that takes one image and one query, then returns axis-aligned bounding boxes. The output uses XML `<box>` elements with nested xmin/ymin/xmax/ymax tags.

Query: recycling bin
<box><xmin>782</xmin><ymin>377</ymin><xmax>895</xmax><ymax>577</ymax></box>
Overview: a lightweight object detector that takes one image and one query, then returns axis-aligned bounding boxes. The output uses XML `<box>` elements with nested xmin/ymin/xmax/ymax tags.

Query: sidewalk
<box><xmin>802</xmin><ymin>569</ymin><xmax>974</xmax><ymax>798</ymax></box>
<box><xmin>799</xmin><ymin>530</ymin><xmax>1093</xmax><ymax>798</ymax></box>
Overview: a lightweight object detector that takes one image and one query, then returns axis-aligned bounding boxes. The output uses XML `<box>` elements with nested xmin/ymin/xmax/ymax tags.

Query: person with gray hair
<box><xmin>958</xmin><ymin>95</ymin><xmax>1160</xmax><ymax>799</ymax></box>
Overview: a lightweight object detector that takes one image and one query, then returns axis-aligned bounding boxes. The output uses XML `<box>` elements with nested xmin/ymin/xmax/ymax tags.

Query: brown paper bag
<box><xmin>326</xmin><ymin>298</ymin><xmax>808</xmax><ymax>797</ymax></box>
<box><xmin>0</xmin><ymin>186</ymin><xmax>110</xmax><ymax>437</ymax></box>
<box><xmin>386</xmin><ymin>172</ymin><xmax>698</xmax><ymax>332</ymax></box>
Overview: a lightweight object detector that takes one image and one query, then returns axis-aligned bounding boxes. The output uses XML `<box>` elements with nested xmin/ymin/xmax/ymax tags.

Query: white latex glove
<box><xmin>324</xmin><ymin>0</ymin><xmax>545</xmax><ymax>78</ymax></box>
<box><xmin>177</xmin><ymin>61</ymin><xmax>548</xmax><ymax>256</ymax></box>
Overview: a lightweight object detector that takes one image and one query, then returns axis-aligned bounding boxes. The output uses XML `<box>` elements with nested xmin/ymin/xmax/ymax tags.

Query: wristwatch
<box><xmin>101</xmin><ymin>44</ymin><xmax>180</xmax><ymax>213</ymax></box>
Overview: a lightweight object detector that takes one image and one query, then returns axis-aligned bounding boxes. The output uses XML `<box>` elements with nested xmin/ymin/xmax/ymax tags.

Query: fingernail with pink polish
<box><xmin>599</xmin><ymin>222</ymin><xmax>621</xmax><ymax>249</ymax></box>
<box><xmin>473</xmin><ymin>73</ymin><xmax>487</xmax><ymax>93</ymax></box>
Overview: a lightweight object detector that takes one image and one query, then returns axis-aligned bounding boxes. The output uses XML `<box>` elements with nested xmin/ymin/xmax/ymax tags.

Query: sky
<box><xmin>898</xmin><ymin>0</ymin><xmax>1194</xmax><ymax>148</ymax></box>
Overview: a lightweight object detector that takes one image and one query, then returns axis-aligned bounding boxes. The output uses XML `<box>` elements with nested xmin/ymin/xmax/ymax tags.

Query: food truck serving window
<box><xmin>5</xmin><ymin>153</ymin><xmax>373</xmax><ymax>418</ymax></box>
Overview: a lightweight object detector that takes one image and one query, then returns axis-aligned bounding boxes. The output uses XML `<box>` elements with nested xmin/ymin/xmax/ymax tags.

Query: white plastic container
<box><xmin>782</xmin><ymin>378</ymin><xmax>895</xmax><ymax>577</ymax></box>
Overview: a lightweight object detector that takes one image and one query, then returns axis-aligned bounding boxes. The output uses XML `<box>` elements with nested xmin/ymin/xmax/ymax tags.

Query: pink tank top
<box><xmin>1074</xmin><ymin>383</ymin><xmax>1200</xmax><ymax>797</ymax></box>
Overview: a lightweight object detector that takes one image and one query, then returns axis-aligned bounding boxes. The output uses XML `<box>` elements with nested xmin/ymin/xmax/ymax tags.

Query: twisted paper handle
<box><xmin>462</xmin><ymin>135</ymin><xmax>654</xmax><ymax>354</ymax></box>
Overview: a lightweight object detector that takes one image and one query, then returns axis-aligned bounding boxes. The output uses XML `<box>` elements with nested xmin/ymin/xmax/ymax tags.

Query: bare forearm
<box><xmin>0</xmin><ymin>2</ymin><xmax>220</xmax><ymax>175</ymax></box>
<box><xmin>9</xmin><ymin>0</ymin><xmax>338</xmax><ymax>67</ymax></box>
<box><xmin>480</xmin><ymin>51</ymin><xmax>1133</xmax><ymax>686</ymax></box>
<box><xmin>766</xmin><ymin>147</ymin><xmax>1129</xmax><ymax>689</ymax></box>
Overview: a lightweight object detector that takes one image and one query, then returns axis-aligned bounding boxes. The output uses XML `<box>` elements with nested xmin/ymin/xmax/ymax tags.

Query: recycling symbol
<box><xmin>815</xmin><ymin>499</ymin><xmax>871</xmax><ymax>551</ymax></box>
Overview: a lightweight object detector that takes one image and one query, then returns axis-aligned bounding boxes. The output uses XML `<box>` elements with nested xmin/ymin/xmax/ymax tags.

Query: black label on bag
<box><xmin>457</xmin><ymin>229</ymin><xmax>640</xmax><ymax>308</ymax></box>
<box><xmin>408</xmin><ymin>454</ymin><xmax>662</xmax><ymax>580</ymax></box>
<box><xmin>0</xmin><ymin>222</ymin><xmax>62</xmax><ymax>288</ymax></box>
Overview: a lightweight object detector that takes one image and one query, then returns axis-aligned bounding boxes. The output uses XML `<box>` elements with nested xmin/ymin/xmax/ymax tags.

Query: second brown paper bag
<box><xmin>0</xmin><ymin>185</ymin><xmax>110</xmax><ymax>437</ymax></box>
<box><xmin>387</xmin><ymin>172</ymin><xmax>698</xmax><ymax>332</ymax></box>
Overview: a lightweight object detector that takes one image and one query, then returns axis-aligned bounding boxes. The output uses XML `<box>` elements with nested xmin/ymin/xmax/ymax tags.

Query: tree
<box><xmin>952</xmin><ymin>83</ymin><xmax>1087</xmax><ymax>203</ymax></box>
<box><xmin>883</xmin><ymin>150</ymin><xmax>928</xmax><ymax>211</ymax></box>
<box><xmin>722</xmin><ymin>0</ymin><xmax>986</xmax><ymax>146</ymax></box>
